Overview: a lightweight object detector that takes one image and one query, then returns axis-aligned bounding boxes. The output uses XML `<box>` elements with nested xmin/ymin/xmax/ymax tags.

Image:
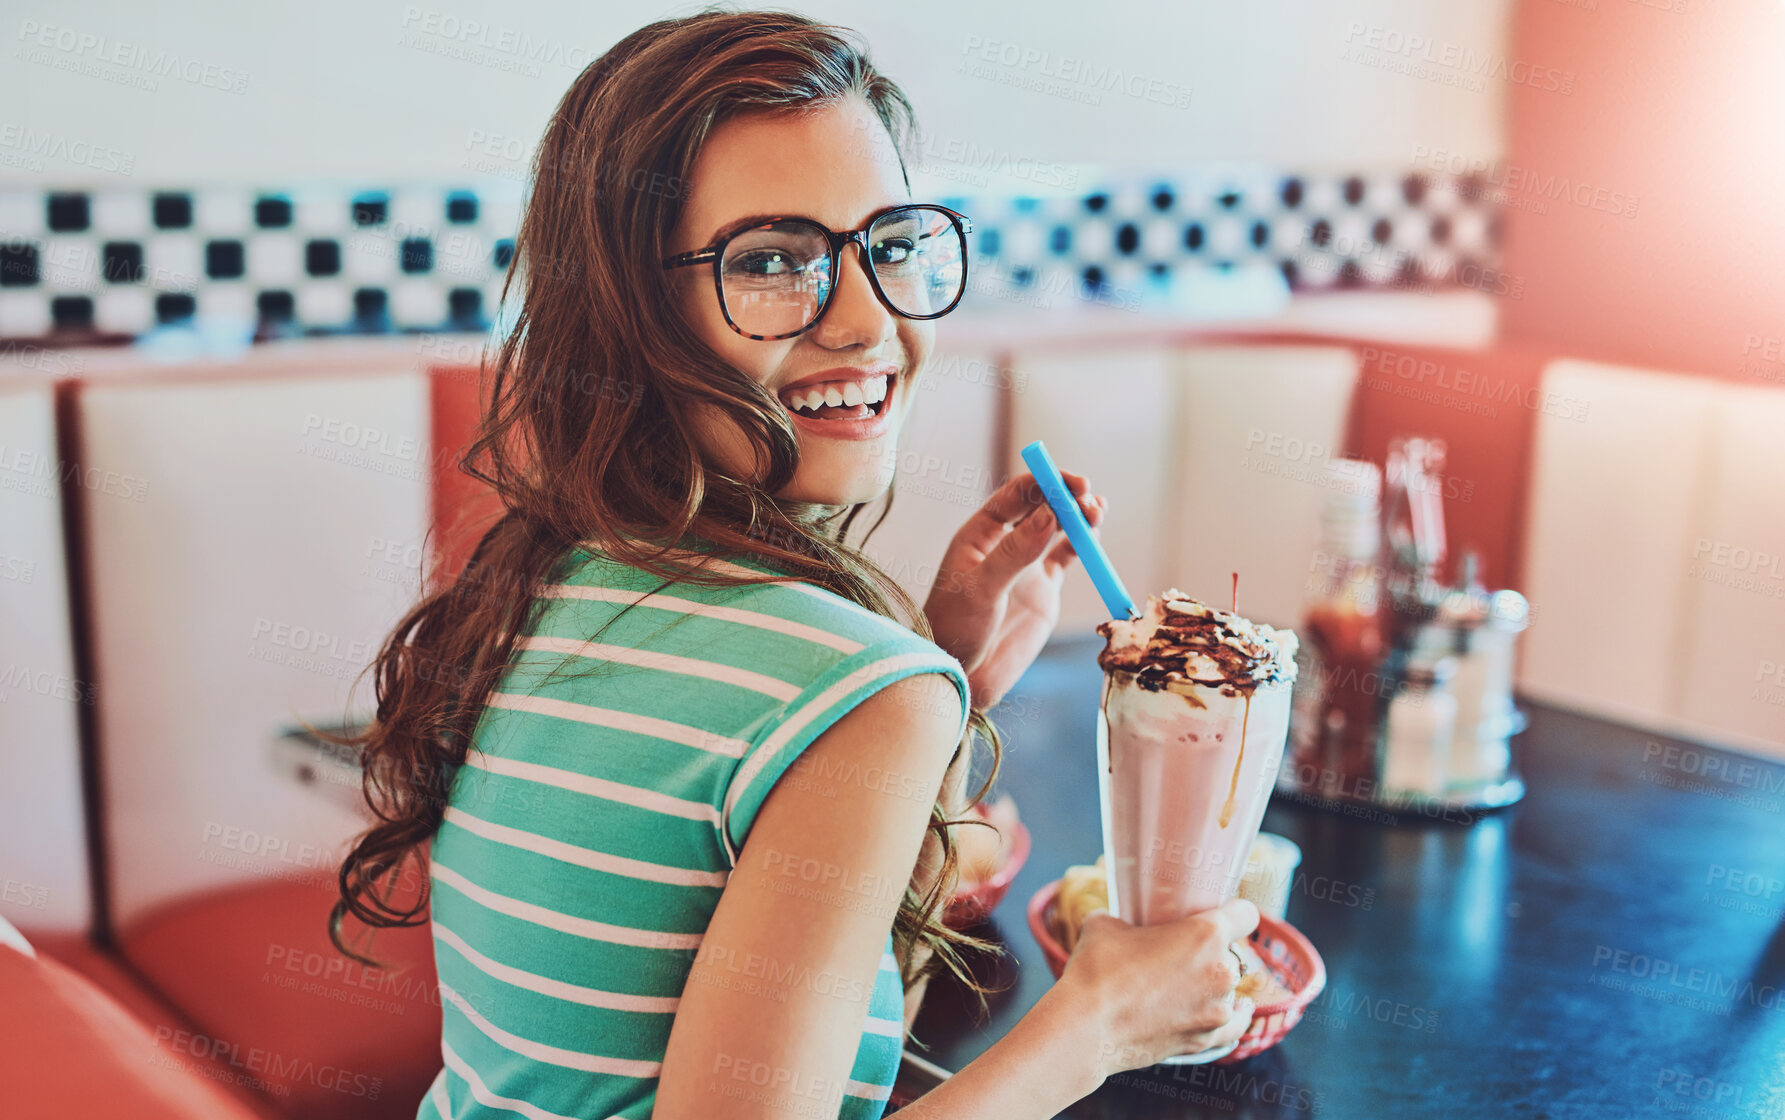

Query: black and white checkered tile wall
<box><xmin>0</xmin><ymin>184</ymin><xmax>521</xmax><ymax>343</ymax></box>
<box><xmin>0</xmin><ymin>171</ymin><xmax>1498</xmax><ymax>344</ymax></box>
<box><xmin>963</xmin><ymin>170</ymin><xmax>1500</xmax><ymax>305</ymax></box>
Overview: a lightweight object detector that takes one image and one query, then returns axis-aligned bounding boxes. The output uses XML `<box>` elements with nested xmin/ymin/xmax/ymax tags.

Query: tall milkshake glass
<box><xmin>1095</xmin><ymin>590</ymin><xmax>1298</xmax><ymax>1064</ymax></box>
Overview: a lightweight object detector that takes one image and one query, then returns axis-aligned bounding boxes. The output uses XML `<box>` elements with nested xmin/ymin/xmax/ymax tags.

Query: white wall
<box><xmin>1</xmin><ymin>0</ymin><xmax>1508</xmax><ymax>188</ymax></box>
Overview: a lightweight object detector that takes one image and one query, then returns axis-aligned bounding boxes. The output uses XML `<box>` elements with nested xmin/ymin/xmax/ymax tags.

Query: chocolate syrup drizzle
<box><xmin>1095</xmin><ymin>596</ymin><xmax>1294</xmax><ymax>697</ymax></box>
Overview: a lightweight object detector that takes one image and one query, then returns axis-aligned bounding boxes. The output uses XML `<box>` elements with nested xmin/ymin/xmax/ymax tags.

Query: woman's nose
<box><xmin>809</xmin><ymin>241</ymin><xmax>896</xmax><ymax>350</ymax></box>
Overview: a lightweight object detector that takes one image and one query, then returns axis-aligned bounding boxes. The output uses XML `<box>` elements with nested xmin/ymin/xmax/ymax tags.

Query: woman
<box><xmin>333</xmin><ymin>9</ymin><xmax>1257</xmax><ymax>1119</ymax></box>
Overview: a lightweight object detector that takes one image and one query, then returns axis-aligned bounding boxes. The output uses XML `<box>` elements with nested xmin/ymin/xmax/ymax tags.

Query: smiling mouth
<box><xmin>778</xmin><ymin>373</ymin><xmax>894</xmax><ymax>423</ymax></box>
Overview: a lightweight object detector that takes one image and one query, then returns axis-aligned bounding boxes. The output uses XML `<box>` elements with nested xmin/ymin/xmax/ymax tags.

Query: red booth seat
<box><xmin>116</xmin><ymin>880</ymin><xmax>444</xmax><ymax>1120</ymax></box>
<box><xmin>0</xmin><ymin>934</ymin><xmax>271</xmax><ymax>1120</ymax></box>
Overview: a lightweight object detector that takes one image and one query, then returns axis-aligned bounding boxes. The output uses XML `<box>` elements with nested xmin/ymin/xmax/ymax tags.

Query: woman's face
<box><xmin>668</xmin><ymin>95</ymin><xmax>932</xmax><ymax>506</ymax></box>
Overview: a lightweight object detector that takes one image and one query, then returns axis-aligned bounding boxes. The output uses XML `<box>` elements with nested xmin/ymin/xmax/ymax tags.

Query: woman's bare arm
<box><xmin>653</xmin><ymin>672</ymin><xmax>971</xmax><ymax>1119</ymax></box>
<box><xmin>654</xmin><ymin>672</ymin><xmax>1246</xmax><ymax>1120</ymax></box>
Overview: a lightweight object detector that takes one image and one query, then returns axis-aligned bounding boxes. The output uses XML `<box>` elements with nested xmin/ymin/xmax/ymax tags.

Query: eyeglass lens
<box><xmin>718</xmin><ymin>206</ymin><xmax>965</xmax><ymax>337</ymax></box>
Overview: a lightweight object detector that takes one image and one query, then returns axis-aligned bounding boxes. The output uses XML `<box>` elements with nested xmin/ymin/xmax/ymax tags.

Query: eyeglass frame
<box><xmin>660</xmin><ymin>202</ymin><xmax>975</xmax><ymax>341</ymax></box>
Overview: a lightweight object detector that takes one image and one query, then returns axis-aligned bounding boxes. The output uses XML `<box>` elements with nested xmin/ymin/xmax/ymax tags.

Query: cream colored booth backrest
<box><xmin>0</xmin><ymin>371</ymin><xmax>91</xmax><ymax>933</ymax></box>
<box><xmin>1520</xmin><ymin>359</ymin><xmax>1785</xmax><ymax>759</ymax></box>
<box><xmin>1006</xmin><ymin>343</ymin><xmax>1359</xmax><ymax>636</ymax></box>
<box><xmin>74</xmin><ymin>340</ymin><xmax>430</xmax><ymax>930</ymax></box>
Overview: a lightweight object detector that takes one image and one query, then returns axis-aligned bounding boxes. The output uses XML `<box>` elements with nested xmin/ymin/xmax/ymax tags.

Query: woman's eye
<box><xmin>871</xmin><ymin>239</ymin><xmax>916</xmax><ymax>265</ymax></box>
<box><xmin>726</xmin><ymin>249</ymin><xmax>805</xmax><ymax>277</ymax></box>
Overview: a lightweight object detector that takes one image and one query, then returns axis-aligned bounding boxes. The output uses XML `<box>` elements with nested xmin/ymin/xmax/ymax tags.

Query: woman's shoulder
<box><xmin>553</xmin><ymin>539</ymin><xmax>953</xmax><ymax>662</ymax></box>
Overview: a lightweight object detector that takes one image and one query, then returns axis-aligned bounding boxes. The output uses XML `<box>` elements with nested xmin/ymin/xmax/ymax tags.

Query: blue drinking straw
<box><xmin>1019</xmin><ymin>439</ymin><xmax>1141</xmax><ymax>621</ymax></box>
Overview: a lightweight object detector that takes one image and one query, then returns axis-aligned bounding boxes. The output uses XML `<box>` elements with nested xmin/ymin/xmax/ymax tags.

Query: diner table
<box><xmin>905</xmin><ymin>636</ymin><xmax>1785</xmax><ymax>1119</ymax></box>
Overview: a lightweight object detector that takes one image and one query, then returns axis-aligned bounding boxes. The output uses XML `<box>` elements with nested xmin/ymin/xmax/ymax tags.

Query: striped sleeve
<box><xmin>719</xmin><ymin>637</ymin><xmax>970</xmax><ymax>865</ymax></box>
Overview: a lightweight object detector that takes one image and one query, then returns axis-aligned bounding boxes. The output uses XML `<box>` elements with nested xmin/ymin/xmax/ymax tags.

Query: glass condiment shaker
<box><xmin>1381</xmin><ymin>654</ymin><xmax>1458</xmax><ymax>799</ymax></box>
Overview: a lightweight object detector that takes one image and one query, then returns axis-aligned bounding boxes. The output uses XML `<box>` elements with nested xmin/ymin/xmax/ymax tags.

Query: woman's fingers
<box><xmin>1043</xmin><ymin>492</ymin><xmax>1106</xmax><ymax>570</ymax></box>
<box><xmin>1086</xmin><ymin>490</ymin><xmax>1106</xmax><ymax>524</ymax></box>
<box><xmin>950</xmin><ymin>473</ymin><xmax>1046</xmax><ymax>558</ymax></box>
<box><xmin>940</xmin><ymin>469</ymin><xmax>1103</xmax><ymax>605</ymax></box>
<box><xmin>1212</xmin><ymin>996</ymin><xmax>1255</xmax><ymax>1048</ymax></box>
<box><xmin>1203</xmin><ymin>897</ymin><xmax>1261</xmax><ymax>946</ymax></box>
<box><xmin>950</xmin><ymin>469</ymin><xmax>1094</xmax><ymax>561</ymax></box>
<box><xmin>977</xmin><ymin>502</ymin><xmax>1060</xmax><ymax>591</ymax></box>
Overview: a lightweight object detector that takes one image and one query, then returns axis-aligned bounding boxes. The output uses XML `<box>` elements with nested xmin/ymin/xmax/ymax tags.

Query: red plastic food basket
<box><xmin>943</xmin><ymin>819</ymin><xmax>1031</xmax><ymax>928</ymax></box>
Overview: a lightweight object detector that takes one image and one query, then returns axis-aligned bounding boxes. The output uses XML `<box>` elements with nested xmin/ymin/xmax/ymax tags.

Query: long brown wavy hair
<box><xmin>330</xmin><ymin>6</ymin><xmax>1006</xmax><ymax>1018</ymax></box>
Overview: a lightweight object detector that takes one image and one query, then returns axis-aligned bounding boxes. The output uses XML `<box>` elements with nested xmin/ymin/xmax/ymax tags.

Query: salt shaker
<box><xmin>1381</xmin><ymin>655</ymin><xmax>1457</xmax><ymax>798</ymax></box>
<box><xmin>1446</xmin><ymin>590</ymin><xmax>1529</xmax><ymax>789</ymax></box>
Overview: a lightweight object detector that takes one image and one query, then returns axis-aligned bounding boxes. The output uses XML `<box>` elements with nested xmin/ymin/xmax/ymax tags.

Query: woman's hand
<box><xmin>923</xmin><ymin>470</ymin><xmax>1106</xmax><ymax>710</ymax></box>
<box><xmin>1060</xmin><ymin>898</ymin><xmax>1260</xmax><ymax>1076</ymax></box>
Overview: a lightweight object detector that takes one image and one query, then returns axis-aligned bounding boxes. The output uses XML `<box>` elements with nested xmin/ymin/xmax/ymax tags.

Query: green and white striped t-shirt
<box><xmin>414</xmin><ymin>542</ymin><xmax>971</xmax><ymax>1120</ymax></box>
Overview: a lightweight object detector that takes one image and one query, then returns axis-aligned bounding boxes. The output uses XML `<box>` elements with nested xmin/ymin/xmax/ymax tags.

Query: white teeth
<box><xmin>784</xmin><ymin>374</ymin><xmax>894</xmax><ymax>415</ymax></box>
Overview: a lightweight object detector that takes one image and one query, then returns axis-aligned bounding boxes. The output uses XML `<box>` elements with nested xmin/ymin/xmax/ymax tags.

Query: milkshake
<box><xmin>1095</xmin><ymin>590</ymin><xmax>1299</xmax><ymax>930</ymax></box>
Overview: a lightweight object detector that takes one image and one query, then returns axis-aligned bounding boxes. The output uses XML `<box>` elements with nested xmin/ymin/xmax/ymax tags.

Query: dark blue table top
<box><xmin>909</xmin><ymin>636</ymin><xmax>1785</xmax><ymax>1119</ymax></box>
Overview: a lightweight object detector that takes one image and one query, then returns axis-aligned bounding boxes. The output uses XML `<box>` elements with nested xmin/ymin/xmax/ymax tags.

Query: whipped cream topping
<box><xmin>1096</xmin><ymin>589</ymin><xmax>1299</xmax><ymax>695</ymax></box>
